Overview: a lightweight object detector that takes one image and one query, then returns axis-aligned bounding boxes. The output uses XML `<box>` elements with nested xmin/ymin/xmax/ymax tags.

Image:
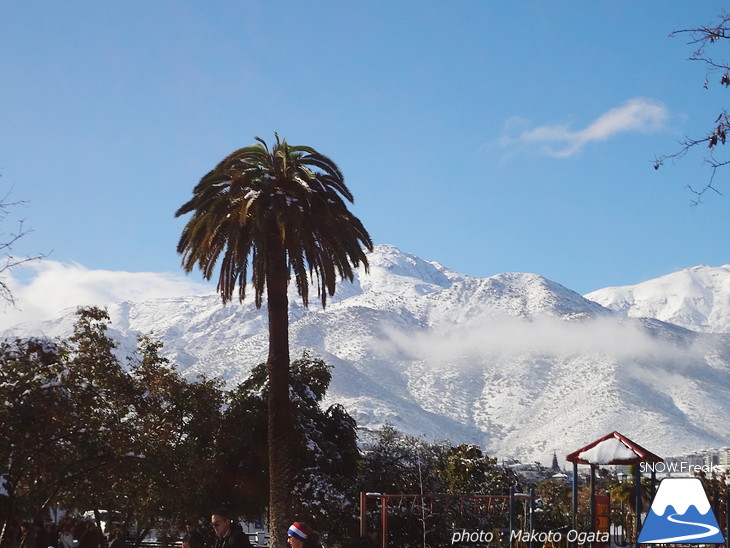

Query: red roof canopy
<box><xmin>565</xmin><ymin>431</ymin><xmax>663</xmax><ymax>466</ymax></box>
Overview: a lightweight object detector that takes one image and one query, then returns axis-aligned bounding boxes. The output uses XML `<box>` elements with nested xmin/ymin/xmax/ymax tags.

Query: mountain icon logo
<box><xmin>638</xmin><ymin>478</ymin><xmax>725</xmax><ymax>544</ymax></box>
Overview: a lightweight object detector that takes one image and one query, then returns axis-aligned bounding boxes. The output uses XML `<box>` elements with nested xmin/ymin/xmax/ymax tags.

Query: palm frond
<box><xmin>175</xmin><ymin>134</ymin><xmax>373</xmax><ymax>307</ymax></box>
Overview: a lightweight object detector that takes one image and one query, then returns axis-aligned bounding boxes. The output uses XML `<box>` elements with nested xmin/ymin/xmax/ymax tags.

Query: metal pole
<box><xmin>381</xmin><ymin>494</ymin><xmax>388</xmax><ymax>548</ymax></box>
<box><xmin>359</xmin><ymin>492</ymin><xmax>367</xmax><ymax>538</ymax></box>
<box><xmin>529</xmin><ymin>487</ymin><xmax>535</xmax><ymax>548</ymax></box>
<box><xmin>725</xmin><ymin>491</ymin><xmax>730</xmax><ymax>548</ymax></box>
<box><xmin>572</xmin><ymin>462</ymin><xmax>579</xmax><ymax>548</ymax></box>
<box><xmin>590</xmin><ymin>465</ymin><xmax>596</xmax><ymax>535</ymax></box>
<box><xmin>591</xmin><ymin>466</ymin><xmax>597</xmax><ymax>548</ymax></box>
<box><xmin>509</xmin><ymin>485</ymin><xmax>515</xmax><ymax>548</ymax></box>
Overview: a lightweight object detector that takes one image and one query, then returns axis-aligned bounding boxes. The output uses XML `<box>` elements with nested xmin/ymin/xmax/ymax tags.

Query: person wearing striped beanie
<box><xmin>286</xmin><ymin>522</ymin><xmax>321</xmax><ymax>548</ymax></box>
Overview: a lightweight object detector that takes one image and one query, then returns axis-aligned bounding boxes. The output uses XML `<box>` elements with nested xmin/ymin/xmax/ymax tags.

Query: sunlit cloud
<box><xmin>0</xmin><ymin>261</ymin><xmax>213</xmax><ymax>330</ymax></box>
<box><xmin>501</xmin><ymin>98</ymin><xmax>670</xmax><ymax>158</ymax></box>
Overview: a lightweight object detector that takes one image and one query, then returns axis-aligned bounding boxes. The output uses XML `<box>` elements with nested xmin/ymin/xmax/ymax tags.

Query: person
<box><xmin>107</xmin><ymin>530</ymin><xmax>124</xmax><ymax>548</ymax></box>
<box><xmin>286</xmin><ymin>522</ymin><xmax>322</xmax><ymax>548</ymax></box>
<box><xmin>181</xmin><ymin>522</ymin><xmax>203</xmax><ymax>548</ymax></box>
<box><xmin>210</xmin><ymin>509</ymin><xmax>251</xmax><ymax>548</ymax></box>
<box><xmin>19</xmin><ymin>522</ymin><xmax>34</xmax><ymax>548</ymax></box>
<box><xmin>57</xmin><ymin>521</ymin><xmax>76</xmax><ymax>548</ymax></box>
<box><xmin>45</xmin><ymin>523</ymin><xmax>59</xmax><ymax>548</ymax></box>
<box><xmin>78</xmin><ymin>525</ymin><xmax>103</xmax><ymax>548</ymax></box>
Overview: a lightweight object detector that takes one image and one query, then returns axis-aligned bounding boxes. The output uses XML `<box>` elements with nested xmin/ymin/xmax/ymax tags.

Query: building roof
<box><xmin>565</xmin><ymin>431</ymin><xmax>663</xmax><ymax>466</ymax></box>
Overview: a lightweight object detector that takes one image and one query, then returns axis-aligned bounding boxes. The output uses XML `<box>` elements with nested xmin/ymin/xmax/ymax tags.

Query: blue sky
<box><xmin>2</xmin><ymin>1</ymin><xmax>730</xmax><ymax>326</ymax></box>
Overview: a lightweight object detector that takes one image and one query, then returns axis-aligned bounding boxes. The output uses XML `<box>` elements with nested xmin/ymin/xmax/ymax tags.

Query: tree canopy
<box><xmin>1</xmin><ymin>309</ymin><xmax>363</xmax><ymax>547</ymax></box>
<box><xmin>1</xmin><ymin>307</ymin><xmax>603</xmax><ymax>548</ymax></box>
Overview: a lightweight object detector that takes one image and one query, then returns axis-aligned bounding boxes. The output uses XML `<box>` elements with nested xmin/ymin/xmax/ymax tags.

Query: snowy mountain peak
<box><xmin>585</xmin><ymin>264</ymin><xmax>730</xmax><ymax>333</ymax></box>
<box><xmin>356</xmin><ymin>244</ymin><xmax>456</xmax><ymax>295</ymax></box>
<box><xmin>474</xmin><ymin>272</ymin><xmax>609</xmax><ymax>319</ymax></box>
<box><xmin>4</xmin><ymin>247</ymin><xmax>730</xmax><ymax>464</ymax></box>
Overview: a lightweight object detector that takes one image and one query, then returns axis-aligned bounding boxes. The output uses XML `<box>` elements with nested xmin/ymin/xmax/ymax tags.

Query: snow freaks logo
<box><xmin>638</xmin><ymin>478</ymin><xmax>725</xmax><ymax>544</ymax></box>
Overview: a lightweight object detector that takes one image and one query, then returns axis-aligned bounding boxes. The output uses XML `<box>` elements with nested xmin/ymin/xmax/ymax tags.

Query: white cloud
<box><xmin>502</xmin><ymin>98</ymin><xmax>669</xmax><ymax>158</ymax></box>
<box><xmin>384</xmin><ymin>313</ymin><xmax>695</xmax><ymax>367</ymax></box>
<box><xmin>0</xmin><ymin>260</ymin><xmax>213</xmax><ymax>330</ymax></box>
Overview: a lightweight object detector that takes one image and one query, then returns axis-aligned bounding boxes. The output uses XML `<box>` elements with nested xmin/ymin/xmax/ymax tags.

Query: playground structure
<box><xmin>565</xmin><ymin>431</ymin><xmax>662</xmax><ymax>545</ymax></box>
<box><xmin>359</xmin><ymin>489</ymin><xmax>536</xmax><ymax>548</ymax></box>
<box><xmin>358</xmin><ymin>432</ymin><xmax>730</xmax><ymax>548</ymax></box>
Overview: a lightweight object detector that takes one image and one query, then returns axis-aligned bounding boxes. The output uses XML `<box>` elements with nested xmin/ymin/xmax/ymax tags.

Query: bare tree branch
<box><xmin>0</xmin><ymin>182</ymin><xmax>47</xmax><ymax>307</ymax></box>
<box><xmin>655</xmin><ymin>11</ymin><xmax>730</xmax><ymax>201</ymax></box>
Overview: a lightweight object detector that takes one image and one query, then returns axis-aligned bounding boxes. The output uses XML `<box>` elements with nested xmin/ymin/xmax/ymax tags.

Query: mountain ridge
<box><xmin>586</xmin><ymin>264</ymin><xmax>730</xmax><ymax>334</ymax></box>
<box><xmin>4</xmin><ymin>244</ymin><xmax>730</xmax><ymax>465</ymax></box>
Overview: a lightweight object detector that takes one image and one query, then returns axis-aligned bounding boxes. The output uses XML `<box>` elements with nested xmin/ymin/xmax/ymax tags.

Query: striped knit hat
<box><xmin>287</xmin><ymin>522</ymin><xmax>311</xmax><ymax>541</ymax></box>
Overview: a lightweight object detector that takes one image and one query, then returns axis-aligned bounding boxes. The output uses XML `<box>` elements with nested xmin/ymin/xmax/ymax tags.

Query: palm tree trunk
<box><xmin>265</xmin><ymin>238</ymin><xmax>293</xmax><ymax>548</ymax></box>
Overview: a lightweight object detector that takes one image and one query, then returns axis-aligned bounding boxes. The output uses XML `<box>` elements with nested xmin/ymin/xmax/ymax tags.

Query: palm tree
<box><xmin>175</xmin><ymin>134</ymin><xmax>372</xmax><ymax>547</ymax></box>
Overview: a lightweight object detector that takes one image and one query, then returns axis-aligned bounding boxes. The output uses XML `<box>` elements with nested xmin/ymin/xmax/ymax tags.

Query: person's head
<box><xmin>286</xmin><ymin>522</ymin><xmax>312</xmax><ymax>548</ymax></box>
<box><xmin>210</xmin><ymin>508</ymin><xmax>234</xmax><ymax>537</ymax></box>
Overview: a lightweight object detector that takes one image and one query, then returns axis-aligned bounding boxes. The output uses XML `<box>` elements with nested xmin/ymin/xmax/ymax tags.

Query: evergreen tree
<box><xmin>0</xmin><ymin>336</ymin><xmax>64</xmax><ymax>538</ymax></box>
<box><xmin>219</xmin><ymin>353</ymin><xmax>360</xmax><ymax>546</ymax></box>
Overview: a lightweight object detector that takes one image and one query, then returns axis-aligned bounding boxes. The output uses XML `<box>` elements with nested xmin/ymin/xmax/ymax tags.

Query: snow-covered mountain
<box><xmin>4</xmin><ymin>245</ymin><xmax>730</xmax><ymax>465</ymax></box>
<box><xmin>586</xmin><ymin>265</ymin><xmax>730</xmax><ymax>334</ymax></box>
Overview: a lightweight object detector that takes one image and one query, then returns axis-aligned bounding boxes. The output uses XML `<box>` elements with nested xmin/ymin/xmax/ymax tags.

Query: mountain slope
<box><xmin>4</xmin><ymin>245</ymin><xmax>730</xmax><ymax>464</ymax></box>
<box><xmin>585</xmin><ymin>264</ymin><xmax>730</xmax><ymax>334</ymax></box>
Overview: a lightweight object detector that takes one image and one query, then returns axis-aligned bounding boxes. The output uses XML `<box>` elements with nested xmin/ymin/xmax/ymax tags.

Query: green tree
<box><xmin>533</xmin><ymin>479</ymin><xmax>572</xmax><ymax>532</ymax></box>
<box><xmin>609</xmin><ymin>473</ymin><xmax>654</xmax><ymax>545</ymax></box>
<box><xmin>1</xmin><ymin>307</ymin><xmax>135</xmax><ymax>543</ymax></box>
<box><xmin>359</xmin><ymin>429</ymin><xmax>523</xmax><ymax>547</ymax></box>
<box><xmin>359</xmin><ymin>425</ymin><xmax>447</xmax><ymax>496</ymax></box>
<box><xmin>175</xmin><ymin>134</ymin><xmax>372</xmax><ymax>547</ymax></box>
<box><xmin>109</xmin><ymin>335</ymin><xmax>224</xmax><ymax>545</ymax></box>
<box><xmin>0</xmin><ymin>336</ymin><xmax>65</xmax><ymax>540</ymax></box>
<box><xmin>443</xmin><ymin>444</ymin><xmax>516</xmax><ymax>495</ymax></box>
<box><xmin>358</xmin><ymin>427</ymin><xmax>450</xmax><ymax>547</ymax></box>
<box><xmin>287</xmin><ymin>355</ymin><xmax>359</xmax><ymax>545</ymax></box>
<box><xmin>59</xmin><ymin>311</ymin><xmax>226</xmax><ymax>542</ymax></box>
<box><xmin>440</xmin><ymin>444</ymin><xmax>519</xmax><ymax>543</ymax></box>
<box><xmin>54</xmin><ymin>307</ymin><xmax>137</xmax><ymax>517</ymax></box>
<box><xmin>219</xmin><ymin>354</ymin><xmax>360</xmax><ymax>547</ymax></box>
<box><xmin>0</xmin><ymin>307</ymin><xmax>227</xmax><ymax>545</ymax></box>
